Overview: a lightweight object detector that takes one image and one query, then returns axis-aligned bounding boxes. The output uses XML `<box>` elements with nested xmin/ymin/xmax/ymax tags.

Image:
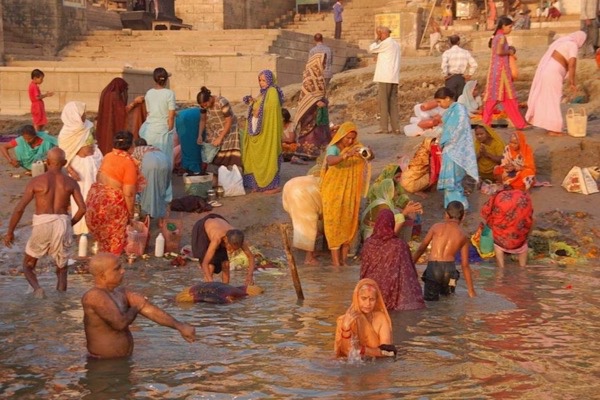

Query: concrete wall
<box><xmin>1</xmin><ymin>0</ymin><xmax>86</xmax><ymax>56</ymax></box>
<box><xmin>174</xmin><ymin>0</ymin><xmax>296</xmax><ymax>30</ymax></box>
<box><xmin>0</xmin><ymin>67</ymin><xmax>152</xmax><ymax>115</ymax></box>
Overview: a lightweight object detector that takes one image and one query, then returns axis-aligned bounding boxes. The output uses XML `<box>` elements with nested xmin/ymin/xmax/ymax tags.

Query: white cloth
<box><xmin>70</xmin><ymin>146</ymin><xmax>103</xmax><ymax>235</ymax></box>
<box><xmin>58</xmin><ymin>101</ymin><xmax>95</xmax><ymax>165</ymax></box>
<box><xmin>369</xmin><ymin>37</ymin><xmax>401</xmax><ymax>84</ymax></box>
<box><xmin>282</xmin><ymin>175</ymin><xmax>322</xmax><ymax>252</ymax></box>
<box><xmin>25</xmin><ymin>214</ymin><xmax>73</xmax><ymax>268</ymax></box>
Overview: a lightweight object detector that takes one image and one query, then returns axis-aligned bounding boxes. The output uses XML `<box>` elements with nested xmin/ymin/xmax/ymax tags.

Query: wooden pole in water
<box><xmin>279</xmin><ymin>224</ymin><xmax>305</xmax><ymax>300</ymax></box>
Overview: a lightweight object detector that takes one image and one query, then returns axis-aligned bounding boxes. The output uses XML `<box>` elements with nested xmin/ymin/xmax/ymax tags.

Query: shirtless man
<box><xmin>191</xmin><ymin>213</ymin><xmax>255</xmax><ymax>286</ymax></box>
<box><xmin>82</xmin><ymin>253</ymin><xmax>196</xmax><ymax>359</ymax></box>
<box><xmin>412</xmin><ymin>201</ymin><xmax>476</xmax><ymax>301</ymax></box>
<box><xmin>4</xmin><ymin>147</ymin><xmax>85</xmax><ymax>298</ymax></box>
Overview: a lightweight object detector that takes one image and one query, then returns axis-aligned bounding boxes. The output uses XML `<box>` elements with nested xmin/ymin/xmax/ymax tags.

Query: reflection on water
<box><xmin>1</xmin><ymin>261</ymin><xmax>599</xmax><ymax>398</ymax></box>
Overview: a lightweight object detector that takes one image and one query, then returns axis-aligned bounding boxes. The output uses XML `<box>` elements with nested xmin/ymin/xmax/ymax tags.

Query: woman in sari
<box><xmin>86</xmin><ymin>131</ymin><xmax>139</xmax><ymax>255</ymax></box>
<box><xmin>58</xmin><ymin>101</ymin><xmax>103</xmax><ymax>235</ymax></box>
<box><xmin>175</xmin><ymin>106</ymin><xmax>202</xmax><ymax>174</ymax></box>
<box><xmin>282</xmin><ymin>174</ymin><xmax>322</xmax><ymax>265</ymax></box>
<box><xmin>435</xmin><ymin>87</ymin><xmax>478</xmax><ymax>209</ymax></box>
<box><xmin>481</xmin><ymin>188</ymin><xmax>533</xmax><ymax>267</ymax></box>
<box><xmin>321</xmin><ymin>121</ymin><xmax>372</xmax><ymax>267</ymax></box>
<box><xmin>95</xmin><ymin>78</ymin><xmax>145</xmax><ymax>155</ymax></box>
<box><xmin>293</xmin><ymin>52</ymin><xmax>331</xmax><ymax>159</ymax></box>
<box><xmin>483</xmin><ymin>17</ymin><xmax>527</xmax><ymax>130</ymax></box>
<box><xmin>360</xmin><ymin>209</ymin><xmax>425</xmax><ymax>311</ymax></box>
<box><xmin>242</xmin><ymin>70</ymin><xmax>284</xmax><ymax>194</ymax></box>
<box><xmin>457</xmin><ymin>80</ymin><xmax>482</xmax><ymax>118</ymax></box>
<box><xmin>197</xmin><ymin>86</ymin><xmax>242</xmax><ymax>182</ymax></box>
<box><xmin>526</xmin><ymin>31</ymin><xmax>586</xmax><ymax>136</ymax></box>
<box><xmin>139</xmin><ymin>67</ymin><xmax>176</xmax><ymax>201</ymax></box>
<box><xmin>132</xmin><ymin>138</ymin><xmax>169</xmax><ymax>222</ymax></box>
<box><xmin>334</xmin><ymin>279</ymin><xmax>395</xmax><ymax>358</ymax></box>
<box><xmin>474</xmin><ymin>123</ymin><xmax>505</xmax><ymax>180</ymax></box>
<box><xmin>0</xmin><ymin>125</ymin><xmax>56</xmax><ymax>171</ymax></box>
<box><xmin>494</xmin><ymin>130</ymin><xmax>536</xmax><ymax>190</ymax></box>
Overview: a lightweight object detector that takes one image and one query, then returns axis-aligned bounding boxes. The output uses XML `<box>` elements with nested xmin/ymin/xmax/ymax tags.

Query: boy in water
<box><xmin>412</xmin><ymin>201</ymin><xmax>476</xmax><ymax>300</ymax></box>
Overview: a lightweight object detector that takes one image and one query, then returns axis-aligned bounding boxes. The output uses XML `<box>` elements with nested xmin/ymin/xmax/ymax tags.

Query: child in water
<box><xmin>412</xmin><ymin>201</ymin><xmax>476</xmax><ymax>300</ymax></box>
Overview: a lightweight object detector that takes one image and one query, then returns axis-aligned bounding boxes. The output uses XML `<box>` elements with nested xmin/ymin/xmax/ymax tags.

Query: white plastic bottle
<box><xmin>154</xmin><ymin>233</ymin><xmax>165</xmax><ymax>257</ymax></box>
<box><xmin>78</xmin><ymin>234</ymin><xmax>88</xmax><ymax>258</ymax></box>
<box><xmin>31</xmin><ymin>160</ymin><xmax>45</xmax><ymax>177</ymax></box>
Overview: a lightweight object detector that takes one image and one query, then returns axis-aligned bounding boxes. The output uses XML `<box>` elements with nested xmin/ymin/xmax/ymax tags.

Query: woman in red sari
<box><xmin>96</xmin><ymin>78</ymin><xmax>145</xmax><ymax>155</ymax></box>
<box><xmin>86</xmin><ymin>131</ymin><xmax>139</xmax><ymax>255</ymax></box>
<box><xmin>482</xmin><ymin>17</ymin><xmax>527</xmax><ymax>129</ymax></box>
<box><xmin>360</xmin><ymin>209</ymin><xmax>425</xmax><ymax>311</ymax></box>
<box><xmin>481</xmin><ymin>188</ymin><xmax>533</xmax><ymax>267</ymax></box>
<box><xmin>493</xmin><ymin>131</ymin><xmax>536</xmax><ymax>190</ymax></box>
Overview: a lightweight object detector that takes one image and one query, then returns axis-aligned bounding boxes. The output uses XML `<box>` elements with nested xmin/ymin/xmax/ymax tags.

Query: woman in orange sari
<box><xmin>321</xmin><ymin>122</ymin><xmax>372</xmax><ymax>267</ymax></box>
<box><xmin>86</xmin><ymin>131</ymin><xmax>139</xmax><ymax>255</ymax></box>
<box><xmin>494</xmin><ymin>130</ymin><xmax>536</xmax><ymax>190</ymax></box>
<box><xmin>334</xmin><ymin>279</ymin><xmax>395</xmax><ymax>358</ymax></box>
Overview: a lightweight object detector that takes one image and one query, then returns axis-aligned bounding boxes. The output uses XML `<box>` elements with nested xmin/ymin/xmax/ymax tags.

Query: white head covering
<box><xmin>58</xmin><ymin>101</ymin><xmax>95</xmax><ymax>164</ymax></box>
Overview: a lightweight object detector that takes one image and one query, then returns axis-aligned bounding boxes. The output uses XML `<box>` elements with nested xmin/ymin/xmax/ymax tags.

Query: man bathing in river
<box><xmin>4</xmin><ymin>147</ymin><xmax>85</xmax><ymax>298</ymax></box>
<box><xmin>412</xmin><ymin>201</ymin><xmax>476</xmax><ymax>301</ymax></box>
<box><xmin>82</xmin><ymin>253</ymin><xmax>196</xmax><ymax>359</ymax></box>
<box><xmin>191</xmin><ymin>213</ymin><xmax>256</xmax><ymax>286</ymax></box>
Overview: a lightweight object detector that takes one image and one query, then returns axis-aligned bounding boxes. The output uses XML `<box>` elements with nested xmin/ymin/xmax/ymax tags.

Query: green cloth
<box><xmin>242</xmin><ymin>87</ymin><xmax>283</xmax><ymax>188</ymax></box>
<box><xmin>14</xmin><ymin>131</ymin><xmax>57</xmax><ymax>170</ymax></box>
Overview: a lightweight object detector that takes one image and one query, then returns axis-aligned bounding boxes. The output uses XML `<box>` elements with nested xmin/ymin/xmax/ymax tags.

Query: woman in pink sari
<box><xmin>482</xmin><ymin>17</ymin><xmax>527</xmax><ymax>130</ymax></box>
<box><xmin>360</xmin><ymin>209</ymin><xmax>425</xmax><ymax>311</ymax></box>
<box><xmin>526</xmin><ymin>31</ymin><xmax>586</xmax><ymax>136</ymax></box>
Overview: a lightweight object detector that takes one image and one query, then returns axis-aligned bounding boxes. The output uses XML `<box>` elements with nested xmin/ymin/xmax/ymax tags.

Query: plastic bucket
<box><xmin>566</xmin><ymin>108</ymin><xmax>587</xmax><ymax>138</ymax></box>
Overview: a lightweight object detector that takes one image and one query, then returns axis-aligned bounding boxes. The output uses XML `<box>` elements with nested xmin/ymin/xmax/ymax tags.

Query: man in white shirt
<box><xmin>369</xmin><ymin>26</ymin><xmax>401</xmax><ymax>134</ymax></box>
<box><xmin>308</xmin><ymin>33</ymin><xmax>333</xmax><ymax>87</ymax></box>
<box><xmin>580</xmin><ymin>0</ymin><xmax>599</xmax><ymax>57</ymax></box>
<box><xmin>441</xmin><ymin>35</ymin><xmax>478</xmax><ymax>100</ymax></box>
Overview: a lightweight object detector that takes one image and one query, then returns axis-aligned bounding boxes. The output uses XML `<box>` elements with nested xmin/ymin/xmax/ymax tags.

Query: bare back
<box><xmin>204</xmin><ymin>218</ymin><xmax>234</xmax><ymax>246</ymax></box>
<box><xmin>427</xmin><ymin>221</ymin><xmax>468</xmax><ymax>262</ymax></box>
<box><xmin>31</xmin><ymin>170</ymin><xmax>79</xmax><ymax>215</ymax></box>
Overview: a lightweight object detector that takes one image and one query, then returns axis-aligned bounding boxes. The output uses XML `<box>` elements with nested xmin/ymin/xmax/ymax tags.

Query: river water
<box><xmin>1</xmin><ymin>259</ymin><xmax>599</xmax><ymax>399</ymax></box>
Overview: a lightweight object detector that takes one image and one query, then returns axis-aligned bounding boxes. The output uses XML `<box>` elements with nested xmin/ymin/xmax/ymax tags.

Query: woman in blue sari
<box><xmin>0</xmin><ymin>125</ymin><xmax>56</xmax><ymax>170</ymax></box>
<box><xmin>435</xmin><ymin>87</ymin><xmax>478</xmax><ymax>210</ymax></box>
<box><xmin>175</xmin><ymin>107</ymin><xmax>202</xmax><ymax>174</ymax></box>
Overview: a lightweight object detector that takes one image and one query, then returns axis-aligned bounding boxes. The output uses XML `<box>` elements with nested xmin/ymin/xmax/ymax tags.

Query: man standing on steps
<box><xmin>333</xmin><ymin>0</ymin><xmax>344</xmax><ymax>39</ymax></box>
<box><xmin>369</xmin><ymin>26</ymin><xmax>401</xmax><ymax>134</ymax></box>
<box><xmin>441</xmin><ymin>35</ymin><xmax>478</xmax><ymax>101</ymax></box>
<box><xmin>579</xmin><ymin>0</ymin><xmax>599</xmax><ymax>57</ymax></box>
<box><xmin>309</xmin><ymin>33</ymin><xmax>333</xmax><ymax>87</ymax></box>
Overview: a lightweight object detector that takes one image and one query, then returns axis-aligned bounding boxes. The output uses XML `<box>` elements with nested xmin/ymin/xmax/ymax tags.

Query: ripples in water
<box><xmin>1</xmin><ymin>261</ymin><xmax>599</xmax><ymax>398</ymax></box>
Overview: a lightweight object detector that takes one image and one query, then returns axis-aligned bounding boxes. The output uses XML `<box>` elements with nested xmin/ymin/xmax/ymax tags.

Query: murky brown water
<box><xmin>1</xmin><ymin>260</ymin><xmax>599</xmax><ymax>399</ymax></box>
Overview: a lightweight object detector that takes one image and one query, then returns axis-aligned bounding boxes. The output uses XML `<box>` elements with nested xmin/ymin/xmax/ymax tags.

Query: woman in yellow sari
<box><xmin>321</xmin><ymin>122</ymin><xmax>372</xmax><ymax>267</ymax></box>
<box><xmin>334</xmin><ymin>279</ymin><xmax>395</xmax><ymax>358</ymax></box>
<box><xmin>474</xmin><ymin>123</ymin><xmax>505</xmax><ymax>181</ymax></box>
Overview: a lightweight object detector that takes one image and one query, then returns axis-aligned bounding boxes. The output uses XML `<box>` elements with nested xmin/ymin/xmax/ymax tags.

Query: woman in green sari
<box><xmin>0</xmin><ymin>125</ymin><xmax>57</xmax><ymax>170</ymax></box>
<box><xmin>242</xmin><ymin>70</ymin><xmax>284</xmax><ymax>194</ymax></box>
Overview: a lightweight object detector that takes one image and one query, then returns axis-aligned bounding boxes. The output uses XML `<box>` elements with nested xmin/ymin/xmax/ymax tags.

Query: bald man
<box><xmin>82</xmin><ymin>253</ymin><xmax>196</xmax><ymax>359</ymax></box>
<box><xmin>4</xmin><ymin>147</ymin><xmax>85</xmax><ymax>298</ymax></box>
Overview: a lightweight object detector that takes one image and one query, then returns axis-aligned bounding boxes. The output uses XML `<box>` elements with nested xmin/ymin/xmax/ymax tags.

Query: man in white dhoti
<box><xmin>4</xmin><ymin>148</ymin><xmax>86</xmax><ymax>298</ymax></box>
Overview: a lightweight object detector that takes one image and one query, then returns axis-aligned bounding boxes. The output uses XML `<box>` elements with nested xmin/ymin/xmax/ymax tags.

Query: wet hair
<box><xmin>153</xmin><ymin>67</ymin><xmax>169</xmax><ymax>86</ymax></box>
<box><xmin>113</xmin><ymin>130</ymin><xmax>134</xmax><ymax>150</ymax></box>
<box><xmin>226</xmin><ymin>229</ymin><xmax>245</xmax><ymax>248</ymax></box>
<box><xmin>434</xmin><ymin>87</ymin><xmax>455</xmax><ymax>100</ymax></box>
<box><xmin>313</xmin><ymin>33</ymin><xmax>323</xmax><ymax>42</ymax></box>
<box><xmin>197</xmin><ymin>86</ymin><xmax>212</xmax><ymax>105</ymax></box>
<box><xmin>489</xmin><ymin>16</ymin><xmax>513</xmax><ymax>48</ymax></box>
<box><xmin>31</xmin><ymin>69</ymin><xmax>44</xmax><ymax>79</ymax></box>
<box><xmin>449</xmin><ymin>35</ymin><xmax>460</xmax><ymax>46</ymax></box>
<box><xmin>446</xmin><ymin>201</ymin><xmax>465</xmax><ymax>221</ymax></box>
<box><xmin>134</xmin><ymin>138</ymin><xmax>148</xmax><ymax>146</ymax></box>
<box><xmin>20</xmin><ymin>124</ymin><xmax>37</xmax><ymax>137</ymax></box>
<box><xmin>282</xmin><ymin>108</ymin><xmax>291</xmax><ymax>123</ymax></box>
